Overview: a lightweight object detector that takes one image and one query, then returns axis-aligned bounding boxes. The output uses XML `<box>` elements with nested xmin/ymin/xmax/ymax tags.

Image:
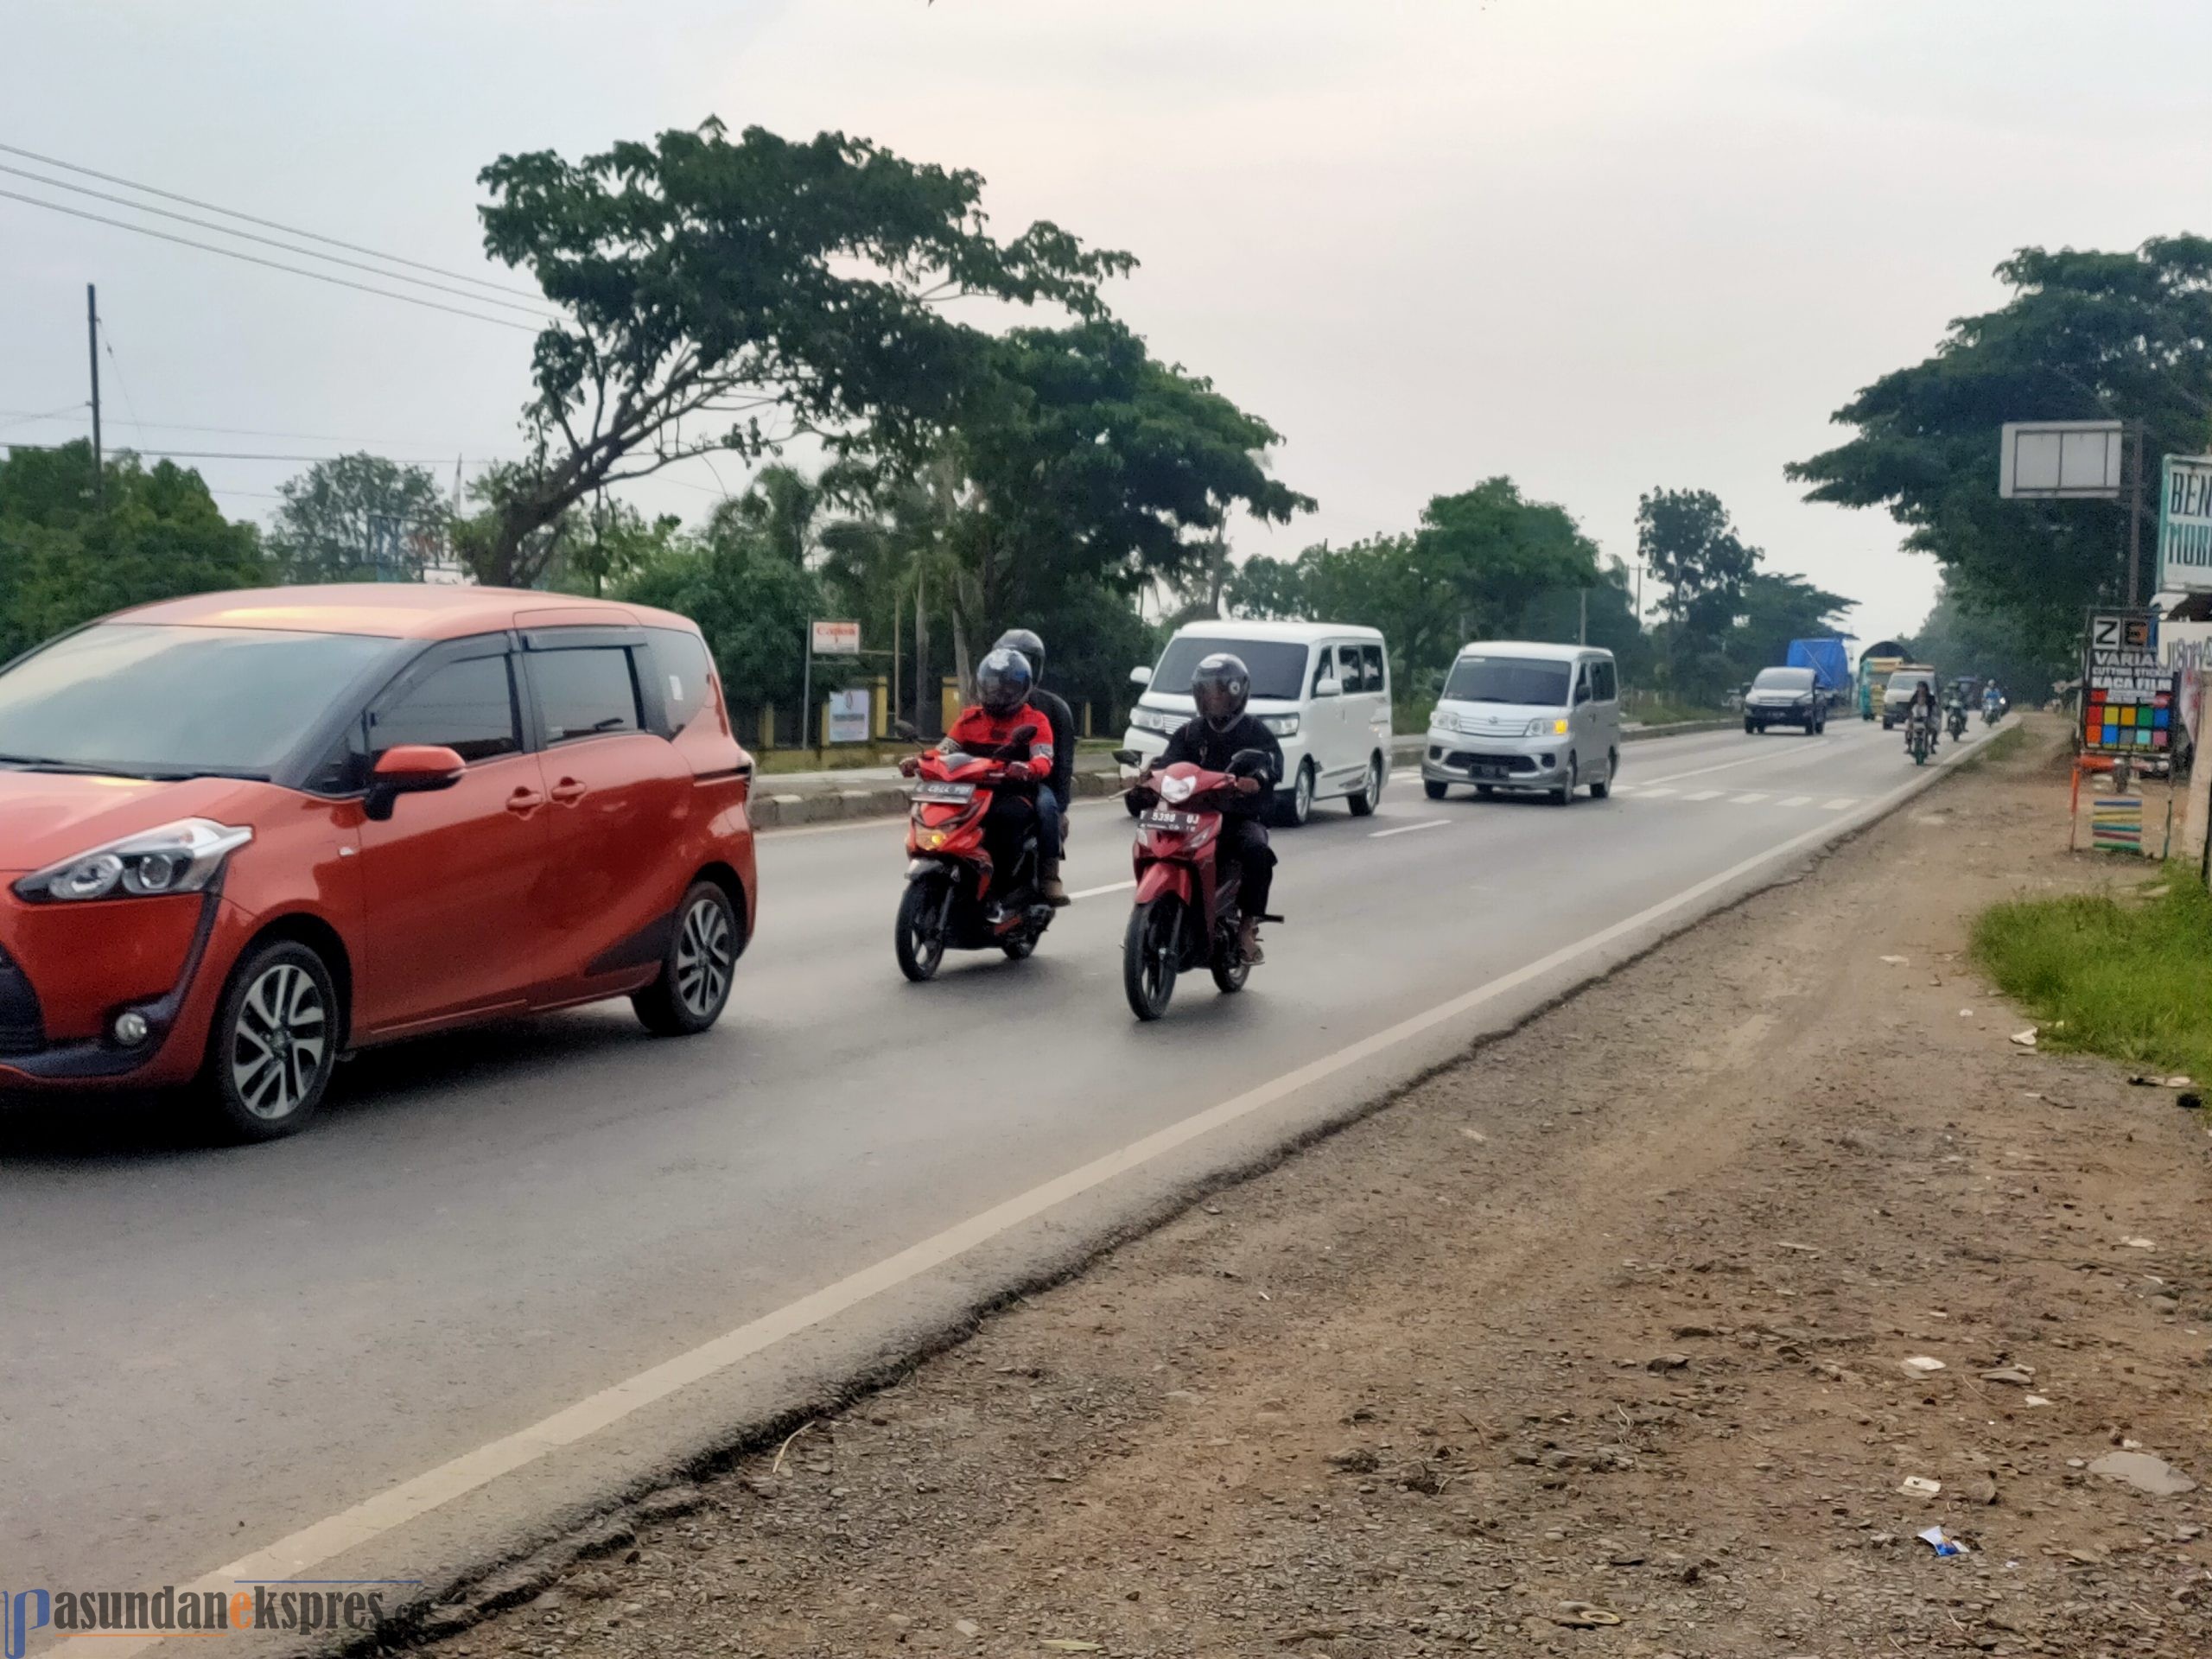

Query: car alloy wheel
<box><xmin>203</xmin><ymin>939</ymin><xmax>340</xmax><ymax>1142</ymax></box>
<box><xmin>636</xmin><ymin>880</ymin><xmax>743</xmax><ymax>1033</ymax></box>
<box><xmin>1347</xmin><ymin>753</ymin><xmax>1382</xmax><ymax>817</ymax></box>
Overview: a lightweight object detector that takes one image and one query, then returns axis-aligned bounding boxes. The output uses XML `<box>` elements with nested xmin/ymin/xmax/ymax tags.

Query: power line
<box><xmin>0</xmin><ymin>160</ymin><xmax>556</xmax><ymax>321</ymax></box>
<box><xmin>0</xmin><ymin>139</ymin><xmax>542</xmax><ymax>302</ymax></box>
<box><xmin>0</xmin><ymin>408</ymin><xmax>518</xmax><ymax>450</ymax></box>
<box><xmin>1</xmin><ymin>440</ymin><xmax>512</xmax><ymax>465</ymax></box>
<box><xmin>0</xmin><ymin>187</ymin><xmax>543</xmax><ymax>334</ymax></box>
<box><xmin>0</xmin><ymin>402</ymin><xmax>84</xmax><ymax>433</ymax></box>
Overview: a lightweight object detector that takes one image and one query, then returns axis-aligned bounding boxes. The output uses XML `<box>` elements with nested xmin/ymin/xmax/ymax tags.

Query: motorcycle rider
<box><xmin>1905</xmin><ymin>679</ymin><xmax>1938</xmax><ymax>752</ymax></box>
<box><xmin>1984</xmin><ymin>680</ymin><xmax>2005</xmax><ymax>719</ymax></box>
<box><xmin>902</xmin><ymin>647</ymin><xmax>1054</xmax><ymax>912</ymax></box>
<box><xmin>992</xmin><ymin>628</ymin><xmax>1071</xmax><ymax>906</ymax></box>
<box><xmin>1138</xmin><ymin>652</ymin><xmax>1282</xmax><ymax>964</ymax></box>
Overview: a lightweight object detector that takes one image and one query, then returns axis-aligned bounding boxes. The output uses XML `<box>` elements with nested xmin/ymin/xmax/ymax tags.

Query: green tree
<box><xmin>270</xmin><ymin>453</ymin><xmax>448</xmax><ymax>582</ymax></box>
<box><xmin>1636</xmin><ymin>487</ymin><xmax>1758</xmax><ymax>638</ymax></box>
<box><xmin>0</xmin><ymin>442</ymin><xmax>265</xmax><ymax>658</ymax></box>
<box><xmin>474</xmin><ymin>119</ymin><xmax>1133</xmax><ymax>582</ymax></box>
<box><xmin>1908</xmin><ymin>582</ymin><xmax>2068</xmax><ymax>702</ymax></box>
<box><xmin>1788</xmin><ymin>236</ymin><xmax>2212</xmax><ymax>659</ymax></box>
<box><xmin>1726</xmin><ymin>570</ymin><xmax>1856</xmax><ymax>678</ymax></box>
<box><xmin>618</xmin><ymin>500</ymin><xmax>823</xmax><ymax>715</ymax></box>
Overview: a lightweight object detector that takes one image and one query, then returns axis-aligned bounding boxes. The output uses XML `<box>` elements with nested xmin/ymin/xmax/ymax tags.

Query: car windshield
<box><xmin>1752</xmin><ymin>669</ymin><xmax>1815</xmax><ymax>690</ymax></box>
<box><xmin>1440</xmin><ymin>655</ymin><xmax>1572</xmax><ymax>708</ymax></box>
<box><xmin>1148</xmin><ymin>637</ymin><xmax>1312</xmax><ymax>702</ymax></box>
<box><xmin>0</xmin><ymin>623</ymin><xmax>404</xmax><ymax>779</ymax></box>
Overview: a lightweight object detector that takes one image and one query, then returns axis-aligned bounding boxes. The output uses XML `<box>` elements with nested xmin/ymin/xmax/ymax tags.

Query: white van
<box><xmin>1122</xmin><ymin>620</ymin><xmax>1392</xmax><ymax>825</ymax></box>
<box><xmin>1421</xmin><ymin>642</ymin><xmax>1621</xmax><ymax>805</ymax></box>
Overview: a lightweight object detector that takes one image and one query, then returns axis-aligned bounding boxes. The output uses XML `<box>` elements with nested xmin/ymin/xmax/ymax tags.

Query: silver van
<box><xmin>1421</xmin><ymin>642</ymin><xmax>1621</xmax><ymax>805</ymax></box>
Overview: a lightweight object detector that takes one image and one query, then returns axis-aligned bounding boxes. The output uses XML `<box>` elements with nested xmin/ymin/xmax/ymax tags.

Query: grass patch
<box><xmin>1972</xmin><ymin>872</ymin><xmax>2212</xmax><ymax>1080</ymax></box>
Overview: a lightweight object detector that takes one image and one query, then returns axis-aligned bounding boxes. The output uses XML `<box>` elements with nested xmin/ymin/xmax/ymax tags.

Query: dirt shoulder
<box><xmin>423</xmin><ymin>717</ymin><xmax>2209</xmax><ymax>1659</ymax></box>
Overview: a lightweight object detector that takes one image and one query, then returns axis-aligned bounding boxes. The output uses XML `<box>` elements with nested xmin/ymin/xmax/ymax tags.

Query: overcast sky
<box><xmin>4</xmin><ymin>0</ymin><xmax>2207</xmax><ymax>646</ymax></box>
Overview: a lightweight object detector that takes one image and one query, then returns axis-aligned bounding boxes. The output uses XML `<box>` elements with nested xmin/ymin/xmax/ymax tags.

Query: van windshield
<box><xmin>1441</xmin><ymin>655</ymin><xmax>1571</xmax><ymax>708</ymax></box>
<box><xmin>1149</xmin><ymin>637</ymin><xmax>1311</xmax><ymax>702</ymax></box>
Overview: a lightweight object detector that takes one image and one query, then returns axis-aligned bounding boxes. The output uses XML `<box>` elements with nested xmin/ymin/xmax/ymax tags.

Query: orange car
<box><xmin>0</xmin><ymin>586</ymin><xmax>757</xmax><ymax>1140</ymax></box>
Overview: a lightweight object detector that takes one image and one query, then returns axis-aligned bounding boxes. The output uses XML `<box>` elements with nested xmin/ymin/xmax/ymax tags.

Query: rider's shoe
<box><xmin>1039</xmin><ymin>859</ymin><xmax>1070</xmax><ymax>908</ymax></box>
<box><xmin>1237</xmin><ymin>917</ymin><xmax>1266</xmax><ymax>965</ymax></box>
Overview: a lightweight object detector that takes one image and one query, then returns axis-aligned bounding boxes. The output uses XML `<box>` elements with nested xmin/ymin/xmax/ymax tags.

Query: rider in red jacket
<box><xmin>905</xmin><ymin>648</ymin><xmax>1055</xmax><ymax>898</ymax></box>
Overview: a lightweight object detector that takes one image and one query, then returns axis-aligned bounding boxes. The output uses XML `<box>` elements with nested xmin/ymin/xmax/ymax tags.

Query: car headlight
<box><xmin>1127</xmin><ymin>708</ymin><xmax>1175</xmax><ymax>735</ymax></box>
<box><xmin>15</xmin><ymin>818</ymin><xmax>253</xmax><ymax>903</ymax></box>
<box><xmin>1526</xmin><ymin>717</ymin><xmax>1570</xmax><ymax>736</ymax></box>
<box><xmin>1260</xmin><ymin>714</ymin><xmax>1300</xmax><ymax>738</ymax></box>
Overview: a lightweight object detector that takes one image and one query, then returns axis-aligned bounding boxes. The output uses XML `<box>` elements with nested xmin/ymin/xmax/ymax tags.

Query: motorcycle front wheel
<box><xmin>895</xmin><ymin>879</ymin><xmax>950</xmax><ymax>982</ymax></box>
<box><xmin>1123</xmin><ymin>896</ymin><xmax>1181</xmax><ymax>1021</ymax></box>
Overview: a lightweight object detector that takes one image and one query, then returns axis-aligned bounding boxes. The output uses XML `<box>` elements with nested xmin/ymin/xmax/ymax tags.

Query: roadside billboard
<box><xmin>2158</xmin><ymin>455</ymin><xmax>2212</xmax><ymax>595</ymax></box>
<box><xmin>811</xmin><ymin>620</ymin><xmax>861</xmax><ymax>655</ymax></box>
<box><xmin>825</xmin><ymin>688</ymin><xmax>871</xmax><ymax>744</ymax></box>
<box><xmin>2080</xmin><ymin>611</ymin><xmax>2176</xmax><ymax>756</ymax></box>
<box><xmin>1999</xmin><ymin>420</ymin><xmax>2124</xmax><ymax>499</ymax></box>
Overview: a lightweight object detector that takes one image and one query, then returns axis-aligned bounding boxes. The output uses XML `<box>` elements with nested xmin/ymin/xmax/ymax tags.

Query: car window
<box><xmin>1573</xmin><ymin>663</ymin><xmax>1592</xmax><ymax>704</ymax></box>
<box><xmin>1338</xmin><ymin>645</ymin><xmax>1367</xmax><ymax>691</ymax></box>
<box><xmin>1751</xmin><ymin>668</ymin><xmax>1815</xmax><ymax>691</ymax></box>
<box><xmin>372</xmin><ymin>654</ymin><xmax>521</xmax><ymax>763</ymax></box>
<box><xmin>1362</xmin><ymin>644</ymin><xmax>1386</xmax><ymax>694</ymax></box>
<box><xmin>1592</xmin><ymin>659</ymin><xmax>1617</xmax><ymax>702</ymax></box>
<box><xmin>532</xmin><ymin>647</ymin><xmax>642</xmax><ymax>742</ymax></box>
<box><xmin>647</xmin><ymin>627</ymin><xmax>715</xmax><ymax>733</ymax></box>
<box><xmin>1441</xmin><ymin>655</ymin><xmax>1572</xmax><ymax>707</ymax></box>
<box><xmin>1148</xmin><ymin>637</ymin><xmax>1310</xmax><ymax>702</ymax></box>
<box><xmin>1311</xmin><ymin>649</ymin><xmax>1340</xmax><ymax>696</ymax></box>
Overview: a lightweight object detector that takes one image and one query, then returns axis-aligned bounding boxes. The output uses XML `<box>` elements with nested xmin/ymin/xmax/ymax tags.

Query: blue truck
<box><xmin>1785</xmin><ymin>638</ymin><xmax>1853</xmax><ymax>710</ymax></box>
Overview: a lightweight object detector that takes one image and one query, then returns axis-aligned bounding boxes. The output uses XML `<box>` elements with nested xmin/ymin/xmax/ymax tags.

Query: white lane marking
<box><xmin>1777</xmin><ymin>794</ymin><xmax>1813</xmax><ymax>808</ymax></box>
<box><xmin>1636</xmin><ymin>785</ymin><xmax>1678</xmax><ymax>798</ymax></box>
<box><xmin>1069</xmin><ymin>880</ymin><xmax>1136</xmax><ymax>901</ymax></box>
<box><xmin>61</xmin><ymin>758</ymin><xmax>1956</xmax><ymax>1659</ymax></box>
<box><xmin>1822</xmin><ymin>797</ymin><xmax>1857</xmax><ymax>810</ymax></box>
<box><xmin>1370</xmin><ymin>818</ymin><xmax>1449</xmax><ymax>839</ymax></box>
<box><xmin>1681</xmin><ymin>789</ymin><xmax>1724</xmax><ymax>802</ymax></box>
<box><xmin>1731</xmin><ymin>791</ymin><xmax>1770</xmax><ymax>804</ymax></box>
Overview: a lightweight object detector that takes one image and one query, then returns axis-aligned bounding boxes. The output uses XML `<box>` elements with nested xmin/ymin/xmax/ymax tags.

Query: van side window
<box><xmin>1592</xmin><ymin>659</ymin><xmax>1618</xmax><ymax>702</ymax></box>
<box><xmin>1573</xmin><ymin>664</ymin><xmax>1592</xmax><ymax>705</ymax></box>
<box><xmin>1312</xmin><ymin>649</ymin><xmax>1340</xmax><ymax>696</ymax></box>
<box><xmin>1338</xmin><ymin>645</ymin><xmax>1367</xmax><ymax>691</ymax></box>
<box><xmin>1362</xmin><ymin>644</ymin><xmax>1386</xmax><ymax>695</ymax></box>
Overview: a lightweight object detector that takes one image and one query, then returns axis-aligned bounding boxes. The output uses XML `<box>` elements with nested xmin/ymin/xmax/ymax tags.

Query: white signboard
<box><xmin>1999</xmin><ymin>420</ymin><xmax>2124</xmax><ymax>499</ymax></box>
<box><xmin>825</xmin><ymin>688</ymin><xmax>871</xmax><ymax>744</ymax></box>
<box><xmin>811</xmin><ymin>620</ymin><xmax>861</xmax><ymax>655</ymax></box>
<box><xmin>2158</xmin><ymin>454</ymin><xmax>2212</xmax><ymax>594</ymax></box>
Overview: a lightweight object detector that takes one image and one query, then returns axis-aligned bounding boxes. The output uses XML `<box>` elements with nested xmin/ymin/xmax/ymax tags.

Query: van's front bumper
<box><xmin>1421</xmin><ymin>734</ymin><xmax>1571</xmax><ymax>788</ymax></box>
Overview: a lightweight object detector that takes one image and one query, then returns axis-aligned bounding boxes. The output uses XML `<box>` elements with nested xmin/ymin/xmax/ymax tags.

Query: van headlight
<box><xmin>1127</xmin><ymin>708</ymin><xmax>1176</xmax><ymax>735</ymax></box>
<box><xmin>1259</xmin><ymin>714</ymin><xmax>1300</xmax><ymax>738</ymax></box>
<box><xmin>1526</xmin><ymin>717</ymin><xmax>1570</xmax><ymax>736</ymax></box>
<box><xmin>15</xmin><ymin>818</ymin><xmax>253</xmax><ymax>903</ymax></box>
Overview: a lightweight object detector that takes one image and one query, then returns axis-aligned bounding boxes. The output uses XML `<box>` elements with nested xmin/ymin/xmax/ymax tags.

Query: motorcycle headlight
<box><xmin>1260</xmin><ymin>714</ymin><xmax>1300</xmax><ymax>738</ymax></box>
<box><xmin>16</xmin><ymin>818</ymin><xmax>253</xmax><ymax>903</ymax></box>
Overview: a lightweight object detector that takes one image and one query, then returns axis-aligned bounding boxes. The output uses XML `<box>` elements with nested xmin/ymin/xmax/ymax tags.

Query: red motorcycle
<box><xmin>1118</xmin><ymin>747</ymin><xmax>1280</xmax><ymax>1020</ymax></box>
<box><xmin>894</xmin><ymin>724</ymin><xmax>1054</xmax><ymax>981</ymax></box>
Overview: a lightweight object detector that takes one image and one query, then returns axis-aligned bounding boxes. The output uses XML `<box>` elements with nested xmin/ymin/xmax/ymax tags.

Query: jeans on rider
<box><xmin>982</xmin><ymin>793</ymin><xmax>1039</xmax><ymax>900</ymax></box>
<box><xmin>1220</xmin><ymin>817</ymin><xmax>1275</xmax><ymax>917</ymax></box>
<box><xmin>1033</xmin><ymin>787</ymin><xmax>1062</xmax><ymax>865</ymax></box>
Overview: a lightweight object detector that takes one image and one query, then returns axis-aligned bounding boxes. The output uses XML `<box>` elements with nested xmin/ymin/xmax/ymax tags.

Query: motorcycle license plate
<box><xmin>912</xmin><ymin>779</ymin><xmax>976</xmax><ymax>804</ymax></box>
<box><xmin>1140</xmin><ymin>809</ymin><xmax>1201</xmax><ymax>833</ymax></box>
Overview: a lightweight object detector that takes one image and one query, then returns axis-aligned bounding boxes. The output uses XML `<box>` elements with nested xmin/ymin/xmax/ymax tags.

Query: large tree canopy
<box><xmin>270</xmin><ymin>453</ymin><xmax>448</xmax><ymax>582</ymax></box>
<box><xmin>474</xmin><ymin>120</ymin><xmax>1133</xmax><ymax>582</ymax></box>
<box><xmin>1788</xmin><ymin>236</ymin><xmax>2212</xmax><ymax>658</ymax></box>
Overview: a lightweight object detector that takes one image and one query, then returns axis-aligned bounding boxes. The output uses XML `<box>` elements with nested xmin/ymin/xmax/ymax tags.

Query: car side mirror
<box><xmin>364</xmin><ymin>744</ymin><xmax>466</xmax><ymax>822</ymax></box>
<box><xmin>1128</xmin><ymin>664</ymin><xmax>1153</xmax><ymax>688</ymax></box>
<box><xmin>1314</xmin><ymin>674</ymin><xmax>1340</xmax><ymax>697</ymax></box>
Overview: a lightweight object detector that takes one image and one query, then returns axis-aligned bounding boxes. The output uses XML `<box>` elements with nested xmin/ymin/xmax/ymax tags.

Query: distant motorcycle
<box><xmin>1983</xmin><ymin>701</ymin><xmax>2002</xmax><ymax>727</ymax></box>
<box><xmin>1907</xmin><ymin>715</ymin><xmax>1934</xmax><ymax>766</ymax></box>
<box><xmin>1118</xmin><ymin>747</ymin><xmax>1279</xmax><ymax>1021</ymax></box>
<box><xmin>1947</xmin><ymin>702</ymin><xmax>1968</xmax><ymax>742</ymax></box>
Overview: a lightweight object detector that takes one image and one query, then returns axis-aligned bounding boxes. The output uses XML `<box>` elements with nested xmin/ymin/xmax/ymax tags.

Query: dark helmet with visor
<box><xmin>993</xmin><ymin>628</ymin><xmax>1046</xmax><ymax>685</ymax></box>
<box><xmin>1190</xmin><ymin>652</ymin><xmax>1250</xmax><ymax>734</ymax></box>
<box><xmin>975</xmin><ymin>647</ymin><xmax>1033</xmax><ymax>716</ymax></box>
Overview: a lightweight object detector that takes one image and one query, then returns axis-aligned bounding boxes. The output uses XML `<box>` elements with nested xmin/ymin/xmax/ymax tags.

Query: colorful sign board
<box><xmin>2081</xmin><ymin>611</ymin><xmax>2176</xmax><ymax>755</ymax></box>
<box><xmin>2158</xmin><ymin>454</ymin><xmax>2212</xmax><ymax>594</ymax></box>
<box><xmin>2088</xmin><ymin>793</ymin><xmax>2145</xmax><ymax>854</ymax></box>
<box><xmin>810</xmin><ymin>620</ymin><xmax>861</xmax><ymax>655</ymax></box>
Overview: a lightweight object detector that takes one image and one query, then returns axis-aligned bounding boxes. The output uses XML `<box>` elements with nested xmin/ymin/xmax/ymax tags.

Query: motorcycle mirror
<box><xmin>1110</xmin><ymin>748</ymin><xmax>1141</xmax><ymax>767</ymax></box>
<box><xmin>893</xmin><ymin>718</ymin><xmax>920</xmax><ymax>741</ymax></box>
<box><xmin>1228</xmin><ymin>747</ymin><xmax>1270</xmax><ymax>776</ymax></box>
<box><xmin>1010</xmin><ymin>723</ymin><xmax>1039</xmax><ymax>744</ymax></box>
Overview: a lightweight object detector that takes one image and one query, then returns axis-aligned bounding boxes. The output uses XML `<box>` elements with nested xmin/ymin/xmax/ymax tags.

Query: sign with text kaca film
<box><xmin>2081</xmin><ymin>611</ymin><xmax>2176</xmax><ymax>755</ymax></box>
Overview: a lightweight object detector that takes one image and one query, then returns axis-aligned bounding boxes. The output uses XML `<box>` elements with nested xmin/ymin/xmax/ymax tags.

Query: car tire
<box><xmin>1423</xmin><ymin>779</ymin><xmax>1448</xmax><ymax>801</ymax></box>
<box><xmin>1590</xmin><ymin>748</ymin><xmax>1616</xmax><ymax>799</ymax></box>
<box><xmin>1745</xmin><ymin>718</ymin><xmax>1757</xmax><ymax>734</ymax></box>
<box><xmin>1275</xmin><ymin>761</ymin><xmax>1315</xmax><ymax>828</ymax></box>
<box><xmin>1475</xmin><ymin>783</ymin><xmax>1496</xmax><ymax>799</ymax></box>
<box><xmin>1347</xmin><ymin>752</ymin><xmax>1383</xmax><ymax>817</ymax></box>
<box><xmin>633</xmin><ymin>880</ymin><xmax>740</xmax><ymax>1034</ymax></box>
<box><xmin>1551</xmin><ymin>754</ymin><xmax>1577</xmax><ymax>807</ymax></box>
<box><xmin>200</xmin><ymin>938</ymin><xmax>340</xmax><ymax>1143</ymax></box>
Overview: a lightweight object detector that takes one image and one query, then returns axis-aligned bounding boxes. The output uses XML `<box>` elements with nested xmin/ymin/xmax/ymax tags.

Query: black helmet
<box><xmin>1191</xmin><ymin>652</ymin><xmax>1250</xmax><ymax>733</ymax></box>
<box><xmin>975</xmin><ymin>647</ymin><xmax>1033</xmax><ymax>716</ymax></box>
<box><xmin>994</xmin><ymin>628</ymin><xmax>1046</xmax><ymax>685</ymax></box>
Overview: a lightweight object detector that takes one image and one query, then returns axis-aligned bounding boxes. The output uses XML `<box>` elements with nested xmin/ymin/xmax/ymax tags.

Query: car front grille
<box><xmin>1446</xmin><ymin>751</ymin><xmax>1538</xmax><ymax>774</ymax></box>
<box><xmin>0</xmin><ymin>944</ymin><xmax>45</xmax><ymax>1055</ymax></box>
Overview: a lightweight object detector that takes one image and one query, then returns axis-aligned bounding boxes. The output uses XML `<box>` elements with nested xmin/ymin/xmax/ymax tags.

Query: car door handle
<box><xmin>550</xmin><ymin>779</ymin><xmax>588</xmax><ymax>805</ymax></box>
<box><xmin>505</xmin><ymin>788</ymin><xmax>544</xmax><ymax>815</ymax></box>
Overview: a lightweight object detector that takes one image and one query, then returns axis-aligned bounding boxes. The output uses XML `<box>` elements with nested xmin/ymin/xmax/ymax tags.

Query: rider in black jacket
<box><xmin>993</xmin><ymin>629</ymin><xmax>1073</xmax><ymax>906</ymax></box>
<box><xmin>1144</xmin><ymin>652</ymin><xmax>1282</xmax><ymax>963</ymax></box>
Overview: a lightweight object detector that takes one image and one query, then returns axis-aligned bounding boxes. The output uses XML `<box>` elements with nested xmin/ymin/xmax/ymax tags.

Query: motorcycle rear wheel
<box><xmin>1124</xmin><ymin>896</ymin><xmax>1180</xmax><ymax>1021</ymax></box>
<box><xmin>895</xmin><ymin>879</ymin><xmax>950</xmax><ymax>982</ymax></box>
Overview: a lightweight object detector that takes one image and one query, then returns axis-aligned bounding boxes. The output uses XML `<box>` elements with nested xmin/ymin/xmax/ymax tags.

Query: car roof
<box><xmin>1170</xmin><ymin>620</ymin><xmax>1383</xmax><ymax>645</ymax></box>
<box><xmin>1451</xmin><ymin>640</ymin><xmax>1611</xmax><ymax>662</ymax></box>
<box><xmin>107</xmin><ymin>584</ymin><xmax>699</xmax><ymax>641</ymax></box>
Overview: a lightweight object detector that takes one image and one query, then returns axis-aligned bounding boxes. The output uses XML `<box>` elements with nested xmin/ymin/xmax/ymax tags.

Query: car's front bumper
<box><xmin>1745</xmin><ymin>702</ymin><xmax>1820</xmax><ymax>723</ymax></box>
<box><xmin>1420</xmin><ymin>735</ymin><xmax>1571</xmax><ymax>787</ymax></box>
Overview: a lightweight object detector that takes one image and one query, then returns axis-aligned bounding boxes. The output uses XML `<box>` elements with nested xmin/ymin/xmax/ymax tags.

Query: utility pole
<box><xmin>86</xmin><ymin>283</ymin><xmax>102</xmax><ymax>503</ymax></box>
<box><xmin>2126</xmin><ymin>419</ymin><xmax>2145</xmax><ymax>608</ymax></box>
<box><xmin>1578</xmin><ymin>588</ymin><xmax>1589</xmax><ymax>645</ymax></box>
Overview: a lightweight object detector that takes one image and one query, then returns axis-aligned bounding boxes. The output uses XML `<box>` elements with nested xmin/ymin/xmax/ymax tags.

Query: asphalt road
<box><xmin>2</xmin><ymin>715</ymin><xmax>1993</xmax><ymax>1636</ymax></box>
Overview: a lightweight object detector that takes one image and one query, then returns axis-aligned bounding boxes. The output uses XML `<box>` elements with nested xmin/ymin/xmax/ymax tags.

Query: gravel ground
<box><xmin>410</xmin><ymin>718</ymin><xmax>2209</xmax><ymax>1659</ymax></box>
